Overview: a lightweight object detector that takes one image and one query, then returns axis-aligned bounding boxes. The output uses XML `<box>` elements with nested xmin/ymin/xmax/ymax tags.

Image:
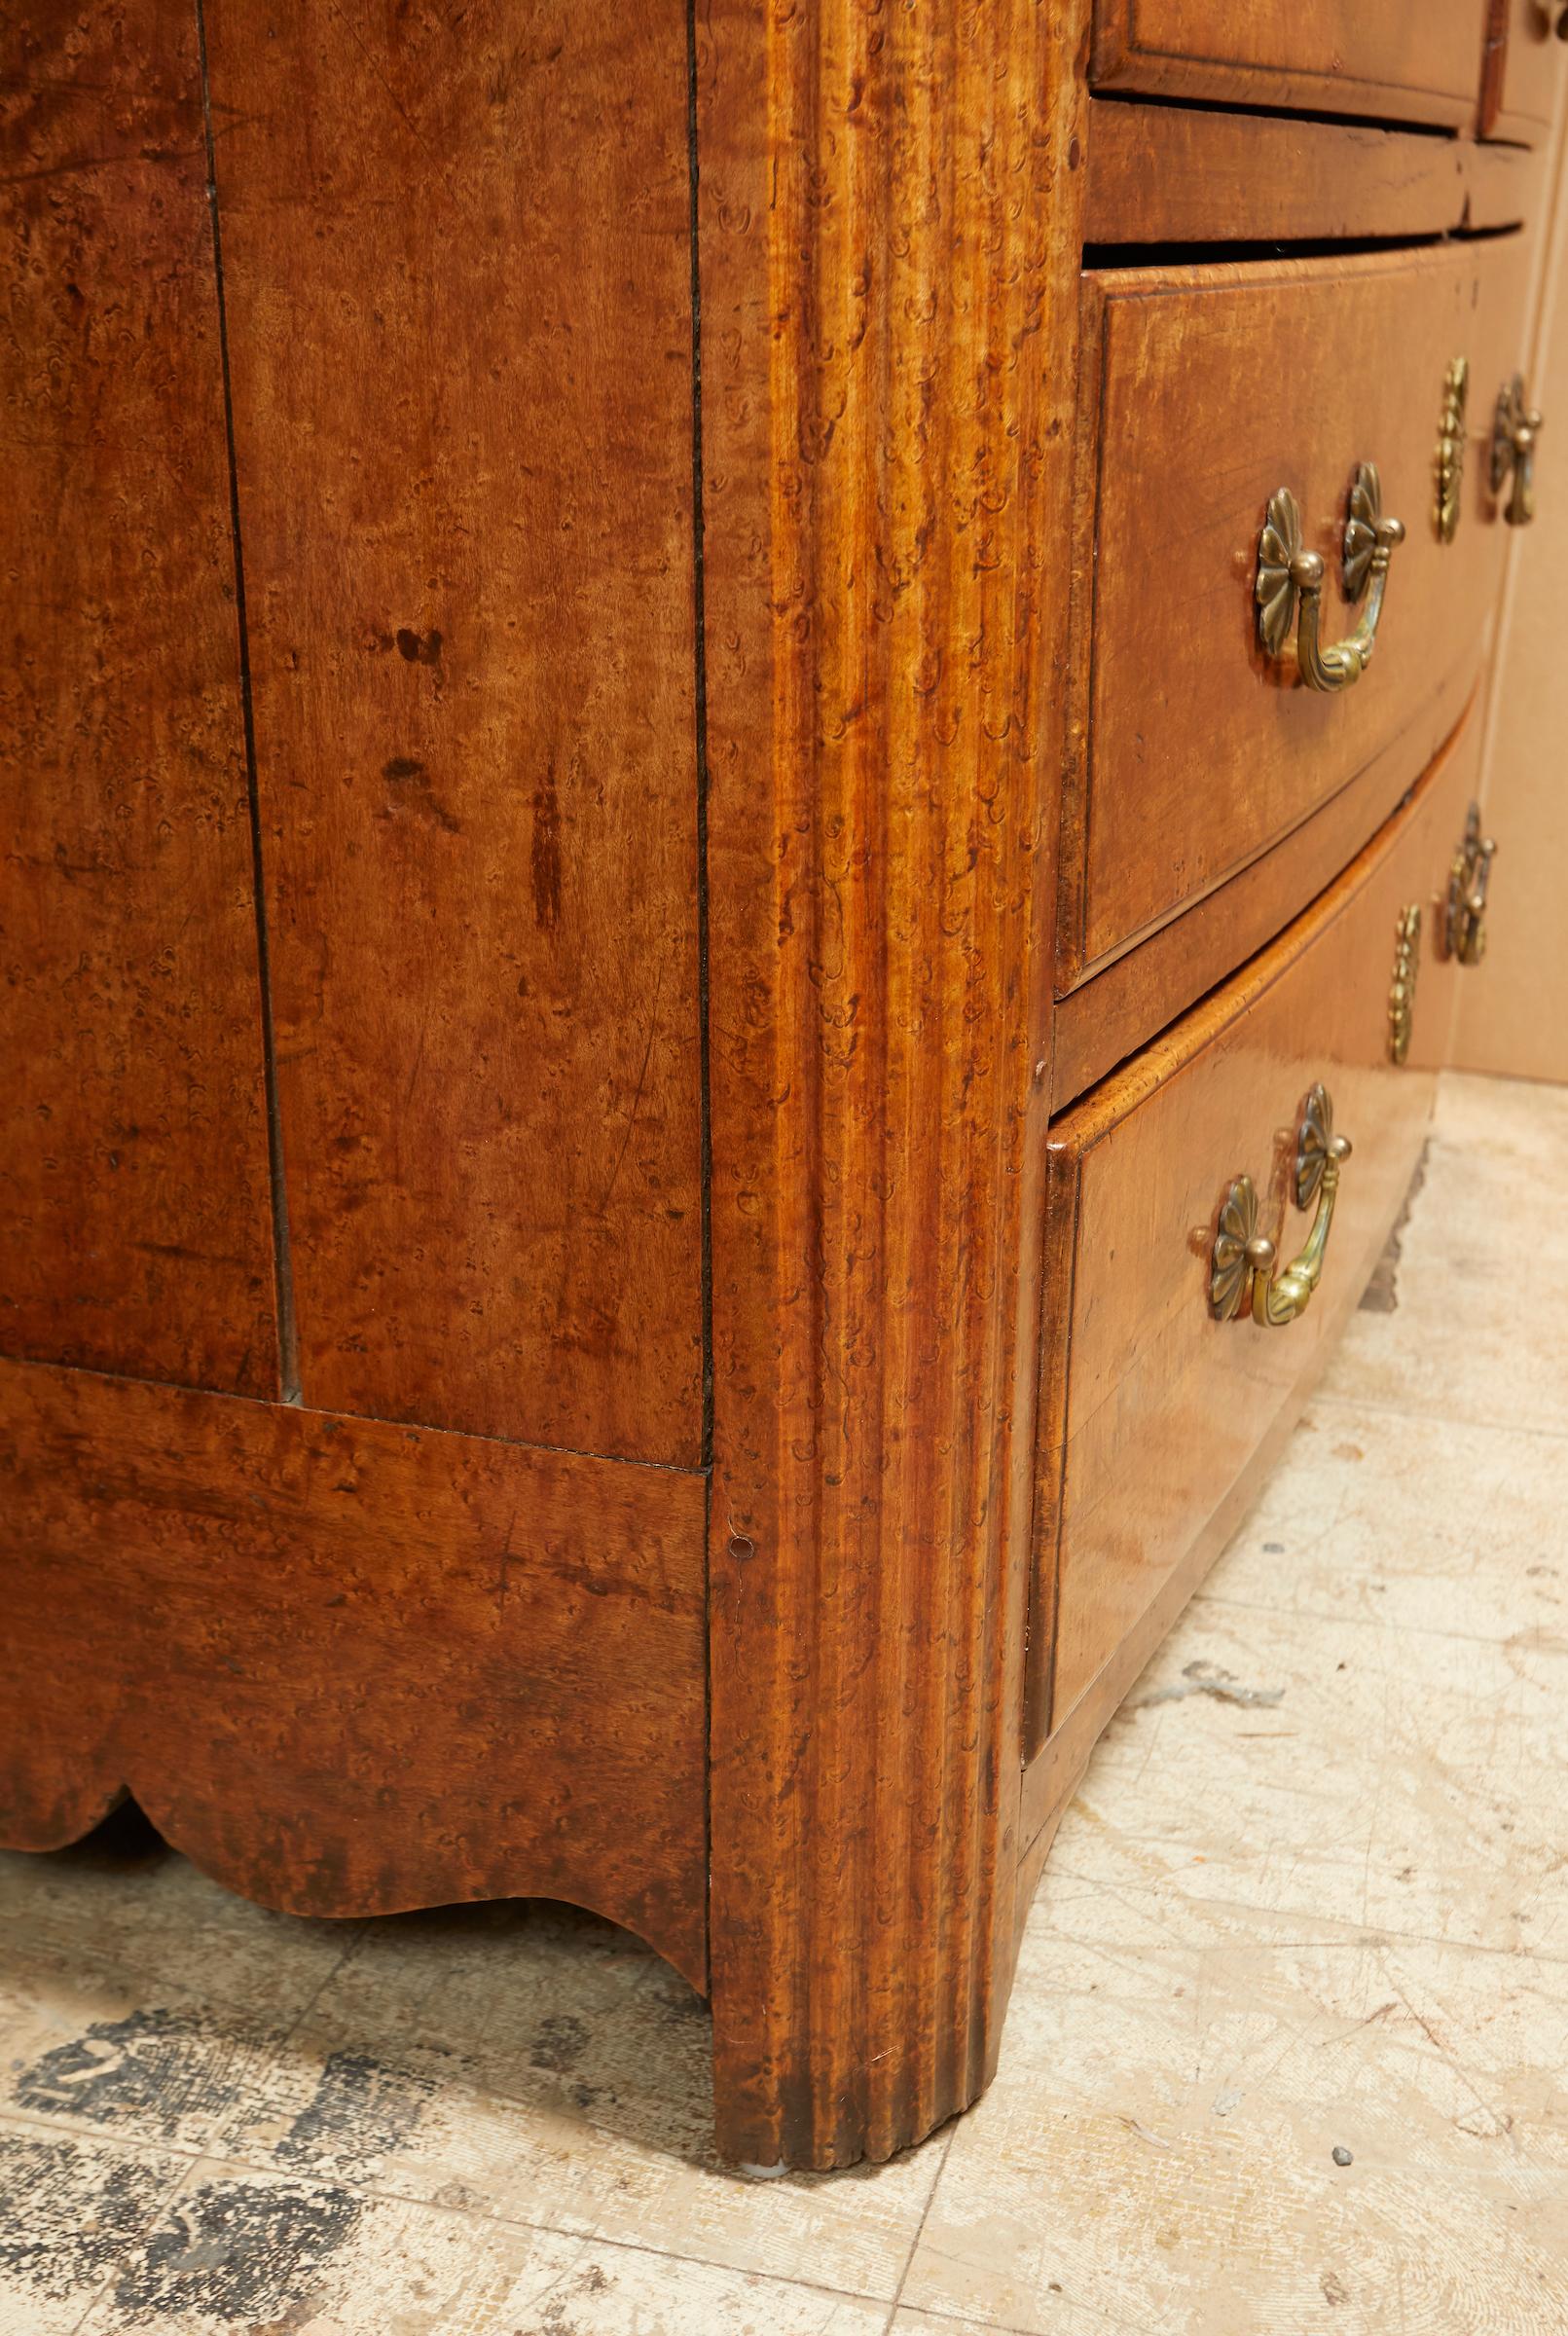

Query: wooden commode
<box><xmin>1</xmin><ymin>0</ymin><xmax>1557</xmax><ymax>2170</ymax></box>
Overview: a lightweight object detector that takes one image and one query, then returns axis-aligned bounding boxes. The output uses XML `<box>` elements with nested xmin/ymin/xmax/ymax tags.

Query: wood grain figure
<box><xmin>1481</xmin><ymin>0</ymin><xmax>1565</xmax><ymax>141</ymax></box>
<box><xmin>1090</xmin><ymin>0</ymin><xmax>1486</xmax><ymax>127</ymax></box>
<box><xmin>1087</xmin><ymin>103</ymin><xmax>1535</xmax><ymax>248</ymax></box>
<box><xmin>1028</xmin><ymin>713</ymin><xmax>1477</xmax><ymax>1762</ymax></box>
<box><xmin>201</xmin><ymin>1</ymin><xmax>706</xmax><ymax>1464</ymax></box>
<box><xmin>1061</xmin><ymin>238</ymin><xmax>1527</xmax><ymax>996</ymax></box>
<box><xmin>697</xmin><ymin>0</ymin><xmax>1086</xmax><ymax>2169</ymax></box>
<box><xmin>0</xmin><ymin>1359</ymin><xmax>709</xmax><ymax>1989</ymax></box>
<box><xmin>0</xmin><ymin>1</ymin><xmax>278</xmax><ymax>1396</ymax></box>
<box><xmin>0</xmin><ymin>0</ymin><xmax>1543</xmax><ymax>2176</ymax></box>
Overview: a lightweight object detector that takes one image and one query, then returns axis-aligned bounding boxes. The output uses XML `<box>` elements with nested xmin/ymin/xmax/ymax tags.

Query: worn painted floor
<box><xmin>2</xmin><ymin>1069</ymin><xmax>1565</xmax><ymax>2336</ymax></box>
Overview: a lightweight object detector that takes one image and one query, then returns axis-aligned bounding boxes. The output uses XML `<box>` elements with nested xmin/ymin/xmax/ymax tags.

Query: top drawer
<box><xmin>1091</xmin><ymin>1</ymin><xmax>1487</xmax><ymax>128</ymax></box>
<box><xmin>1061</xmin><ymin>235</ymin><xmax>1528</xmax><ymax>993</ymax></box>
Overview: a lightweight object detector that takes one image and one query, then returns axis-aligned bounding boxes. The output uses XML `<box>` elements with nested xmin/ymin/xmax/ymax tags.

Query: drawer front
<box><xmin>1482</xmin><ymin>0</ymin><xmax>1564</xmax><ymax>140</ymax></box>
<box><xmin>1062</xmin><ymin>238</ymin><xmax>1526</xmax><ymax>990</ymax></box>
<box><xmin>1091</xmin><ymin>0</ymin><xmax>1485</xmax><ymax>127</ymax></box>
<box><xmin>1029</xmin><ymin>717</ymin><xmax>1485</xmax><ymax>1756</ymax></box>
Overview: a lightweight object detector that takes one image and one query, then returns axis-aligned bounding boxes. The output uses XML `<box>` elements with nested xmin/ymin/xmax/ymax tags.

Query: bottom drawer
<box><xmin>1024</xmin><ymin>716</ymin><xmax>1489</xmax><ymax>1768</ymax></box>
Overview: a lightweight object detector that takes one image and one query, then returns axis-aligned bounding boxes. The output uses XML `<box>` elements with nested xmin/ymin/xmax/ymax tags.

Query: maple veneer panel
<box><xmin>0</xmin><ymin>6</ymin><xmax>277</xmax><ymax>1395</ymax></box>
<box><xmin>202</xmin><ymin>5</ymin><xmax>704</xmax><ymax>1463</ymax></box>
<box><xmin>1033</xmin><ymin>723</ymin><xmax>1477</xmax><ymax>1749</ymax></box>
<box><xmin>1091</xmin><ymin>0</ymin><xmax>1485</xmax><ymax>126</ymax></box>
<box><xmin>1065</xmin><ymin>237</ymin><xmax>1528</xmax><ymax>988</ymax></box>
<box><xmin>696</xmin><ymin>0</ymin><xmax>1085</xmax><ymax>2170</ymax></box>
<box><xmin>1482</xmin><ymin>0</ymin><xmax>1565</xmax><ymax>142</ymax></box>
<box><xmin>1086</xmin><ymin>103</ymin><xmax>1517</xmax><ymax>247</ymax></box>
<box><xmin>0</xmin><ymin>1358</ymin><xmax>708</xmax><ymax>1988</ymax></box>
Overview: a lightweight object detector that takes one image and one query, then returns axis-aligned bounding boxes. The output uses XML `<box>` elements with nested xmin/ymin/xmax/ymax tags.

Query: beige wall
<box><xmin>1453</xmin><ymin>71</ymin><xmax>1568</xmax><ymax>1082</ymax></box>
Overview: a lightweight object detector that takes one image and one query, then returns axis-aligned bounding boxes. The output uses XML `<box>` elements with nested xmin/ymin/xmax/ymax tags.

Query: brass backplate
<box><xmin>1388</xmin><ymin>903</ymin><xmax>1422</xmax><ymax>1065</ymax></box>
<box><xmin>1440</xmin><ymin>802</ymin><xmax>1497</xmax><ymax>968</ymax></box>
<box><xmin>1435</xmin><ymin>357</ymin><xmax>1468</xmax><ymax>544</ymax></box>
<box><xmin>1491</xmin><ymin>374</ymin><xmax>1542</xmax><ymax>527</ymax></box>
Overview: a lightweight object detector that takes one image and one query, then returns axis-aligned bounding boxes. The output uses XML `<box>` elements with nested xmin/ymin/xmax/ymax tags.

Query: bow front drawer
<box><xmin>1027</xmin><ymin>715</ymin><xmax>1488</xmax><ymax>1769</ymax></box>
<box><xmin>1060</xmin><ymin>237</ymin><xmax>1528</xmax><ymax>1015</ymax></box>
<box><xmin>1092</xmin><ymin>0</ymin><xmax>1488</xmax><ymax>126</ymax></box>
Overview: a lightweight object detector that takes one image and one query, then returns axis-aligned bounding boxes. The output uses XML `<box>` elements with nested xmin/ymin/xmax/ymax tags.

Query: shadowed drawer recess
<box><xmin>0</xmin><ymin>0</ymin><xmax>1538</xmax><ymax>2172</ymax></box>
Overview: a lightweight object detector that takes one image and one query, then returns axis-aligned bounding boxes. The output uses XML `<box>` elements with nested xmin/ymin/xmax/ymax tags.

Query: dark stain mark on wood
<box><xmin>111</xmin><ymin>2174</ymin><xmax>361</xmax><ymax>2322</ymax></box>
<box><xmin>380</xmin><ymin>764</ymin><xmax>460</xmax><ymax>834</ymax></box>
<box><xmin>531</xmin><ymin>759</ymin><xmax>563</xmax><ymax>929</ymax></box>
<box><xmin>394</xmin><ymin>625</ymin><xmax>443</xmax><ymax>668</ymax></box>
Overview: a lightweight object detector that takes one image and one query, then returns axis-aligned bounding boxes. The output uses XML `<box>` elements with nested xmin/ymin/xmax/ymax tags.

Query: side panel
<box><xmin>0</xmin><ymin>1358</ymin><xmax>709</xmax><ymax>1989</ymax></box>
<box><xmin>202</xmin><ymin>4</ymin><xmax>705</xmax><ymax>1463</ymax></box>
<box><xmin>0</xmin><ymin>5</ymin><xmax>278</xmax><ymax>1394</ymax></box>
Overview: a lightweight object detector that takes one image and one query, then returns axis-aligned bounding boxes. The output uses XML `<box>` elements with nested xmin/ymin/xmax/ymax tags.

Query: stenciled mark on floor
<box><xmin>274</xmin><ymin>2048</ymin><xmax>439</xmax><ymax>2176</ymax></box>
<box><xmin>13</xmin><ymin>2008</ymin><xmax>278</xmax><ymax>2142</ymax></box>
<box><xmin>3</xmin><ymin>2016</ymin><xmax>452</xmax><ymax>2323</ymax></box>
<box><xmin>12</xmin><ymin>2006</ymin><xmax>447</xmax><ymax>2183</ymax></box>
<box><xmin>0</xmin><ymin>2129</ymin><xmax>173</xmax><ymax>2308</ymax></box>
<box><xmin>110</xmin><ymin>2173</ymin><xmax>361</xmax><ymax>2325</ymax></box>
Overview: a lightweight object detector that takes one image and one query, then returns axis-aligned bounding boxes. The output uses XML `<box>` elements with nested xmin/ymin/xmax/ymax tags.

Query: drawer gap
<box><xmin>1084</xmin><ymin>225</ymin><xmax>1519</xmax><ymax>270</ymax></box>
<box><xmin>1086</xmin><ymin>84</ymin><xmax>1470</xmax><ymax>142</ymax></box>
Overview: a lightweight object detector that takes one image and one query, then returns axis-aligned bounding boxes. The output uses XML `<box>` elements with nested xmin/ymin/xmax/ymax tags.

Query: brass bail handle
<box><xmin>1209</xmin><ymin>1084</ymin><xmax>1354</xmax><ymax>1331</ymax></box>
<box><xmin>1257</xmin><ymin>464</ymin><xmax>1405</xmax><ymax>693</ymax></box>
<box><xmin>1491</xmin><ymin>376</ymin><xmax>1543</xmax><ymax>528</ymax></box>
<box><xmin>1439</xmin><ymin>801</ymin><xmax>1498</xmax><ymax>968</ymax></box>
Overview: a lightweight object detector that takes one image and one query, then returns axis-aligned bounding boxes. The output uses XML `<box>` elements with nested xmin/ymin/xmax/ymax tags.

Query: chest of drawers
<box><xmin>1</xmin><ymin>0</ymin><xmax>1556</xmax><ymax>2171</ymax></box>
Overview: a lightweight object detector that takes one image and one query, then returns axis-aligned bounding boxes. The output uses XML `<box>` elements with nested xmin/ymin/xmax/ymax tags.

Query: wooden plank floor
<box><xmin>0</xmin><ymin>1070</ymin><xmax>1564</xmax><ymax>2335</ymax></box>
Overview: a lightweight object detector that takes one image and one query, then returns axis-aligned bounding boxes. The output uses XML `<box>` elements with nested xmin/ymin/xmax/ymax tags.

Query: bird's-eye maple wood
<box><xmin>0</xmin><ymin>3</ymin><xmax>278</xmax><ymax>1396</ymax></box>
<box><xmin>0</xmin><ymin>0</ymin><xmax>1540</xmax><ymax>2174</ymax></box>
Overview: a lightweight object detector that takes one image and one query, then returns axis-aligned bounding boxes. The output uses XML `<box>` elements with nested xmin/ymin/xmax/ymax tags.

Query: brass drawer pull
<box><xmin>1491</xmin><ymin>376</ymin><xmax>1542</xmax><ymax>527</ymax></box>
<box><xmin>1438</xmin><ymin>801</ymin><xmax>1497</xmax><ymax>967</ymax></box>
<box><xmin>1209</xmin><ymin>1084</ymin><xmax>1353</xmax><ymax>1330</ymax></box>
<box><xmin>1534</xmin><ymin>2</ymin><xmax>1568</xmax><ymax>38</ymax></box>
<box><xmin>1388</xmin><ymin>904</ymin><xmax>1422</xmax><ymax>1066</ymax></box>
<box><xmin>1257</xmin><ymin>464</ymin><xmax>1405</xmax><ymax>692</ymax></box>
<box><xmin>1435</xmin><ymin>357</ymin><xmax>1468</xmax><ymax>545</ymax></box>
